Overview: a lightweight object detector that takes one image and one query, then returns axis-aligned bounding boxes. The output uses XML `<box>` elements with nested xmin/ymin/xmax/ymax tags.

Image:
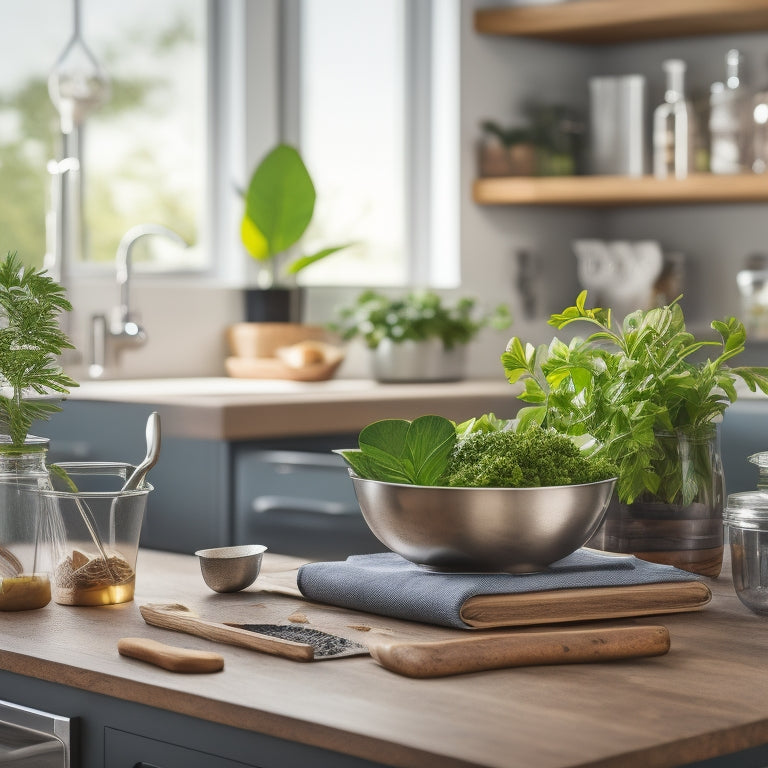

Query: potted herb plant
<box><xmin>332</xmin><ymin>289</ymin><xmax>511</xmax><ymax>382</ymax></box>
<box><xmin>502</xmin><ymin>290</ymin><xmax>768</xmax><ymax>577</ymax></box>
<box><xmin>0</xmin><ymin>252</ymin><xmax>77</xmax><ymax>610</ymax></box>
<box><xmin>240</xmin><ymin>143</ymin><xmax>350</xmax><ymax>323</ymax></box>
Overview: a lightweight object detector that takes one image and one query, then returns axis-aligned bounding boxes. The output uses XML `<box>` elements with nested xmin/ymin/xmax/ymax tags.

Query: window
<box><xmin>283</xmin><ymin>0</ymin><xmax>460</xmax><ymax>288</ymax></box>
<box><xmin>294</xmin><ymin>0</ymin><xmax>407</xmax><ymax>286</ymax></box>
<box><xmin>0</xmin><ymin>0</ymin><xmax>206</xmax><ymax>271</ymax></box>
<box><xmin>0</xmin><ymin>0</ymin><xmax>458</xmax><ymax>286</ymax></box>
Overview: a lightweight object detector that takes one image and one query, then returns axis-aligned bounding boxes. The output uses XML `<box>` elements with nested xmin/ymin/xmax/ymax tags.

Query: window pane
<box><xmin>0</xmin><ymin>0</ymin><xmax>206</xmax><ymax>271</ymax></box>
<box><xmin>297</xmin><ymin>0</ymin><xmax>407</xmax><ymax>286</ymax></box>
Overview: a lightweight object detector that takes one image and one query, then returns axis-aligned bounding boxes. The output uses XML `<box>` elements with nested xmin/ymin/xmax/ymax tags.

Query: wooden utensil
<box><xmin>141</xmin><ymin>603</ymin><xmax>670</xmax><ymax>676</ymax></box>
<box><xmin>118</xmin><ymin>637</ymin><xmax>224</xmax><ymax>673</ymax></box>
<box><xmin>139</xmin><ymin>603</ymin><xmax>366</xmax><ymax>661</ymax></box>
<box><xmin>368</xmin><ymin>624</ymin><xmax>671</xmax><ymax>678</ymax></box>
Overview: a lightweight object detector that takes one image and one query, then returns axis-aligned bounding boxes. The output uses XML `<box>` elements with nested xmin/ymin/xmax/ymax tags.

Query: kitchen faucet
<box><xmin>89</xmin><ymin>223</ymin><xmax>187</xmax><ymax>378</ymax></box>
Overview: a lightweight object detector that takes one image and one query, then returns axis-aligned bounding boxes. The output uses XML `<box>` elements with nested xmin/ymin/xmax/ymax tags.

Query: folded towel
<box><xmin>297</xmin><ymin>549</ymin><xmax>704</xmax><ymax>629</ymax></box>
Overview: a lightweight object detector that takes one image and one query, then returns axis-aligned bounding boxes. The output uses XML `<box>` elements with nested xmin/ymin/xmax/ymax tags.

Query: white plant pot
<box><xmin>370</xmin><ymin>339</ymin><xmax>466</xmax><ymax>383</ymax></box>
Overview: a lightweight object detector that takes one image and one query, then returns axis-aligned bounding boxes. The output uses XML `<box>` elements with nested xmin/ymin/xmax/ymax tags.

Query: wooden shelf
<box><xmin>472</xmin><ymin>173</ymin><xmax>768</xmax><ymax>206</ymax></box>
<box><xmin>475</xmin><ymin>0</ymin><xmax>768</xmax><ymax>43</ymax></box>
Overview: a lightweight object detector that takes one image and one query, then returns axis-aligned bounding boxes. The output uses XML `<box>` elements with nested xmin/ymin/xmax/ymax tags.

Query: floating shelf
<box><xmin>472</xmin><ymin>174</ymin><xmax>768</xmax><ymax>207</ymax></box>
<box><xmin>474</xmin><ymin>0</ymin><xmax>768</xmax><ymax>44</ymax></box>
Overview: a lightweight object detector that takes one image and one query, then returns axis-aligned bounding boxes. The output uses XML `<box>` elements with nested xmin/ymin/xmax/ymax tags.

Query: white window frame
<box><xmin>209</xmin><ymin>0</ymin><xmax>460</xmax><ymax>290</ymax></box>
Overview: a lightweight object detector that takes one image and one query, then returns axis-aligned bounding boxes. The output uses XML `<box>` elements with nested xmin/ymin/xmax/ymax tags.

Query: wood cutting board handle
<box><xmin>368</xmin><ymin>625</ymin><xmax>670</xmax><ymax>678</ymax></box>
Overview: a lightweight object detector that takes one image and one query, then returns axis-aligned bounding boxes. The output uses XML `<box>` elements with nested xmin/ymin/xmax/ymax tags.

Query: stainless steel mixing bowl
<box><xmin>350</xmin><ymin>475</ymin><xmax>617</xmax><ymax>573</ymax></box>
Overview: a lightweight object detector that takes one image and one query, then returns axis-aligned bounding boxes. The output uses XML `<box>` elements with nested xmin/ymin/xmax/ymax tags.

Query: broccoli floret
<box><xmin>441</xmin><ymin>428</ymin><xmax>617</xmax><ymax>488</ymax></box>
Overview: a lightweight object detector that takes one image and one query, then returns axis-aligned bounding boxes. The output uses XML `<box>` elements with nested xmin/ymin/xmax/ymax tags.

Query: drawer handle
<box><xmin>252</xmin><ymin>495</ymin><xmax>359</xmax><ymax>517</ymax></box>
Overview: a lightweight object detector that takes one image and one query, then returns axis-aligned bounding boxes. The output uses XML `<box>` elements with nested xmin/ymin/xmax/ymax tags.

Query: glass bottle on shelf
<box><xmin>709</xmin><ymin>49</ymin><xmax>750</xmax><ymax>174</ymax></box>
<box><xmin>653</xmin><ymin>59</ymin><xmax>695</xmax><ymax>179</ymax></box>
<box><xmin>752</xmin><ymin>69</ymin><xmax>768</xmax><ymax>173</ymax></box>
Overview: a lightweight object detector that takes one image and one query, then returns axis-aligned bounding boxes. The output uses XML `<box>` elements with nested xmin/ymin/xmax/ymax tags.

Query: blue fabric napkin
<box><xmin>297</xmin><ymin>548</ymin><xmax>703</xmax><ymax>629</ymax></box>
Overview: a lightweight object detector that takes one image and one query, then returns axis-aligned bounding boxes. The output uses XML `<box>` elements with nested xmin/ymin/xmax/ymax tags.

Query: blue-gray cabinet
<box><xmin>37</xmin><ymin>400</ymin><xmax>385</xmax><ymax>559</ymax></box>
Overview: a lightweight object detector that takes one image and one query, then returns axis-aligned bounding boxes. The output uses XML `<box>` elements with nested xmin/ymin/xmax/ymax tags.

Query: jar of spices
<box><xmin>724</xmin><ymin>452</ymin><xmax>768</xmax><ymax>615</ymax></box>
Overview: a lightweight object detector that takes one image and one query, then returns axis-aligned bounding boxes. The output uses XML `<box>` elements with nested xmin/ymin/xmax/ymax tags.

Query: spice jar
<box><xmin>723</xmin><ymin>452</ymin><xmax>768</xmax><ymax>615</ymax></box>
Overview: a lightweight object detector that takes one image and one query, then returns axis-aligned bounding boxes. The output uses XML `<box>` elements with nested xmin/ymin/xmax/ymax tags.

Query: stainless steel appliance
<box><xmin>0</xmin><ymin>699</ymin><xmax>73</xmax><ymax>767</ymax></box>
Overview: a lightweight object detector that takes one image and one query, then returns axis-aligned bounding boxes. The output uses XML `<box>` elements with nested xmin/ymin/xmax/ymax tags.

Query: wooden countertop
<box><xmin>1</xmin><ymin>549</ymin><xmax>768</xmax><ymax>768</ymax></box>
<box><xmin>65</xmin><ymin>378</ymin><xmax>519</xmax><ymax>440</ymax></box>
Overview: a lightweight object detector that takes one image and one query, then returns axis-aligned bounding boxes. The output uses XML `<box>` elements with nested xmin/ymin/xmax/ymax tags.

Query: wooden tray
<box><xmin>225</xmin><ymin>356</ymin><xmax>343</xmax><ymax>381</ymax></box>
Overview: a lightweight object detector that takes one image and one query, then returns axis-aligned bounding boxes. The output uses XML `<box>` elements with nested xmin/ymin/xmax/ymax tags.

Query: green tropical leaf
<box><xmin>286</xmin><ymin>244</ymin><xmax>352</xmax><ymax>275</ymax></box>
<box><xmin>405</xmin><ymin>415</ymin><xmax>458</xmax><ymax>485</ymax></box>
<box><xmin>339</xmin><ymin>415</ymin><xmax>457</xmax><ymax>485</ymax></box>
<box><xmin>244</xmin><ymin>144</ymin><xmax>316</xmax><ymax>259</ymax></box>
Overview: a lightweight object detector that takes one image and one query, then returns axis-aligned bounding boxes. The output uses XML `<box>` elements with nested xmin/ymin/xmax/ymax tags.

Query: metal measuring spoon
<box><xmin>122</xmin><ymin>412</ymin><xmax>161</xmax><ymax>492</ymax></box>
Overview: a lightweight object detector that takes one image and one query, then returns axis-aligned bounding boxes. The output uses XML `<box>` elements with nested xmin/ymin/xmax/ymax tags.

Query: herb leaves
<box><xmin>0</xmin><ymin>253</ymin><xmax>77</xmax><ymax>447</ymax></box>
<box><xmin>502</xmin><ymin>291</ymin><xmax>768</xmax><ymax>504</ymax></box>
<box><xmin>336</xmin><ymin>415</ymin><xmax>456</xmax><ymax>485</ymax></box>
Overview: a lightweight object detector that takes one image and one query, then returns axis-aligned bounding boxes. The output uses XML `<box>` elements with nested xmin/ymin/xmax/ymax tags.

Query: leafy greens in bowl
<box><xmin>335</xmin><ymin>413</ymin><xmax>616</xmax><ymax>489</ymax></box>
<box><xmin>335</xmin><ymin>414</ymin><xmax>618</xmax><ymax>572</ymax></box>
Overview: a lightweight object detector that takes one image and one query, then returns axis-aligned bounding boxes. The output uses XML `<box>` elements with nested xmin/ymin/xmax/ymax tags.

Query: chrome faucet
<box><xmin>89</xmin><ymin>223</ymin><xmax>187</xmax><ymax>378</ymax></box>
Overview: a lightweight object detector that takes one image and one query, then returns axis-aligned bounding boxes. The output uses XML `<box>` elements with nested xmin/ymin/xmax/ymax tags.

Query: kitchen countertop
<box><xmin>65</xmin><ymin>378</ymin><xmax>519</xmax><ymax>440</ymax></box>
<box><xmin>2</xmin><ymin>549</ymin><xmax>768</xmax><ymax>768</ymax></box>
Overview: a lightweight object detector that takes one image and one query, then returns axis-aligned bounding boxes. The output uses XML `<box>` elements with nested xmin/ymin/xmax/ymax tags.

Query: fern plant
<box><xmin>0</xmin><ymin>253</ymin><xmax>77</xmax><ymax>448</ymax></box>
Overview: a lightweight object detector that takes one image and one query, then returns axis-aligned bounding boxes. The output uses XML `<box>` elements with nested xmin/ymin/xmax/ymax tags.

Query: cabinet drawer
<box><xmin>105</xmin><ymin>727</ymin><xmax>260</xmax><ymax>768</ymax></box>
<box><xmin>233</xmin><ymin>449</ymin><xmax>387</xmax><ymax>559</ymax></box>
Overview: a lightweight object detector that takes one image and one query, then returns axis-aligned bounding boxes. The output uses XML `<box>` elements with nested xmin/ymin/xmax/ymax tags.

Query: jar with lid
<box><xmin>0</xmin><ymin>436</ymin><xmax>62</xmax><ymax>610</ymax></box>
<box><xmin>724</xmin><ymin>452</ymin><xmax>768</xmax><ymax>615</ymax></box>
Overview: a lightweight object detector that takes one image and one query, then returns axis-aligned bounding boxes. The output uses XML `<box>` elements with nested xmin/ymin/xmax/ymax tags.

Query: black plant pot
<box><xmin>244</xmin><ymin>287</ymin><xmax>304</xmax><ymax>323</ymax></box>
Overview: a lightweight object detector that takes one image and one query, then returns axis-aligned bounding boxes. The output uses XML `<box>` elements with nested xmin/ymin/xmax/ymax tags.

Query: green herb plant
<box><xmin>501</xmin><ymin>291</ymin><xmax>768</xmax><ymax>505</ymax></box>
<box><xmin>241</xmin><ymin>144</ymin><xmax>350</xmax><ymax>288</ymax></box>
<box><xmin>331</xmin><ymin>290</ymin><xmax>511</xmax><ymax>350</ymax></box>
<box><xmin>0</xmin><ymin>252</ymin><xmax>77</xmax><ymax>448</ymax></box>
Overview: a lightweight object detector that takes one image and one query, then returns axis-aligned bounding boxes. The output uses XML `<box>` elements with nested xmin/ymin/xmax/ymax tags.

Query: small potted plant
<box><xmin>227</xmin><ymin>144</ymin><xmax>352</xmax><ymax>372</ymax></box>
<box><xmin>0</xmin><ymin>251</ymin><xmax>77</xmax><ymax>610</ymax></box>
<box><xmin>332</xmin><ymin>290</ymin><xmax>511</xmax><ymax>382</ymax></box>
<box><xmin>240</xmin><ymin>143</ymin><xmax>350</xmax><ymax>323</ymax></box>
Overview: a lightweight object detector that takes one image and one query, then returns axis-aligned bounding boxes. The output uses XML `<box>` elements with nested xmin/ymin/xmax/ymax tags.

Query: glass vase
<box><xmin>588</xmin><ymin>425</ymin><xmax>725</xmax><ymax>577</ymax></box>
<box><xmin>0</xmin><ymin>436</ymin><xmax>63</xmax><ymax>610</ymax></box>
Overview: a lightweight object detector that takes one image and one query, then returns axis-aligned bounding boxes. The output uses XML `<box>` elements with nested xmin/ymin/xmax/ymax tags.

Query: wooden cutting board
<box><xmin>138</xmin><ymin>602</ymin><xmax>671</xmax><ymax>677</ymax></box>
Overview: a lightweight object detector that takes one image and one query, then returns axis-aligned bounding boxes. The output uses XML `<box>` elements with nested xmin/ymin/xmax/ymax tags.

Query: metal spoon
<box><xmin>106</xmin><ymin>412</ymin><xmax>161</xmax><ymax>553</ymax></box>
<box><xmin>121</xmin><ymin>412</ymin><xmax>161</xmax><ymax>492</ymax></box>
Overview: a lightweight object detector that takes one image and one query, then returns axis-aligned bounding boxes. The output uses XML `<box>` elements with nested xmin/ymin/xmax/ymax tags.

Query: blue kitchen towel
<box><xmin>297</xmin><ymin>549</ymin><xmax>703</xmax><ymax>629</ymax></box>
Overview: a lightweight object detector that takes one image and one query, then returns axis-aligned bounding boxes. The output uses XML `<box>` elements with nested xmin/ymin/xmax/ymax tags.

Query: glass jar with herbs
<box><xmin>0</xmin><ymin>253</ymin><xmax>77</xmax><ymax>609</ymax></box>
<box><xmin>502</xmin><ymin>291</ymin><xmax>768</xmax><ymax>577</ymax></box>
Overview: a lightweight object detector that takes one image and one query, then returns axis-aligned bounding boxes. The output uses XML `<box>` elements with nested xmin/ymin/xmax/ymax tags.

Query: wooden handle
<box><xmin>118</xmin><ymin>637</ymin><xmax>224</xmax><ymax>673</ymax></box>
<box><xmin>368</xmin><ymin>625</ymin><xmax>670</xmax><ymax>678</ymax></box>
<box><xmin>139</xmin><ymin>603</ymin><xmax>315</xmax><ymax>662</ymax></box>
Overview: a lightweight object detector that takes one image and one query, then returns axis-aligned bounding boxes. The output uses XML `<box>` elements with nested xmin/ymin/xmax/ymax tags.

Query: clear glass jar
<box><xmin>589</xmin><ymin>425</ymin><xmax>724</xmax><ymax>577</ymax></box>
<box><xmin>724</xmin><ymin>452</ymin><xmax>768</xmax><ymax>615</ymax></box>
<box><xmin>0</xmin><ymin>436</ymin><xmax>60</xmax><ymax>611</ymax></box>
